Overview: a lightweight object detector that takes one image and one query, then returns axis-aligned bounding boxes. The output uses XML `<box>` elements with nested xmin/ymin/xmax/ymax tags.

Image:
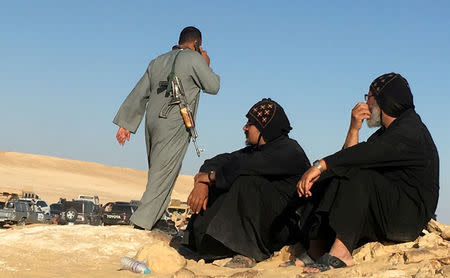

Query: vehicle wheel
<box><xmin>65</xmin><ymin>208</ymin><xmax>78</xmax><ymax>222</ymax></box>
<box><xmin>17</xmin><ymin>218</ymin><xmax>26</xmax><ymax>226</ymax></box>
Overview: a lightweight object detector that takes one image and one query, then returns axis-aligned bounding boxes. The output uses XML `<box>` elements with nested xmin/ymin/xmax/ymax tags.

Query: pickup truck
<box><xmin>0</xmin><ymin>201</ymin><xmax>51</xmax><ymax>227</ymax></box>
<box><xmin>101</xmin><ymin>202</ymin><xmax>137</xmax><ymax>225</ymax></box>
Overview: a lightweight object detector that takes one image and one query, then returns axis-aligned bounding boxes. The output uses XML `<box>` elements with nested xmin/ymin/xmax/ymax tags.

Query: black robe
<box><xmin>298</xmin><ymin>109</ymin><xmax>439</xmax><ymax>252</ymax></box>
<box><xmin>184</xmin><ymin>135</ymin><xmax>310</xmax><ymax>262</ymax></box>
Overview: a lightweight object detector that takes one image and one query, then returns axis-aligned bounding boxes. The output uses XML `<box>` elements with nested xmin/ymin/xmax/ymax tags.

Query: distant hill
<box><xmin>0</xmin><ymin>150</ymin><xmax>193</xmax><ymax>204</ymax></box>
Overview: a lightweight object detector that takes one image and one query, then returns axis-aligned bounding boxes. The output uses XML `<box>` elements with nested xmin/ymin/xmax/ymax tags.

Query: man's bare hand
<box><xmin>199</xmin><ymin>46</ymin><xmax>210</xmax><ymax>66</ymax></box>
<box><xmin>116</xmin><ymin>127</ymin><xmax>130</xmax><ymax>146</ymax></box>
<box><xmin>194</xmin><ymin>172</ymin><xmax>211</xmax><ymax>184</ymax></box>
<box><xmin>187</xmin><ymin>182</ymin><xmax>209</xmax><ymax>214</ymax></box>
<box><xmin>297</xmin><ymin>166</ymin><xmax>321</xmax><ymax>198</ymax></box>
<box><xmin>350</xmin><ymin>103</ymin><xmax>371</xmax><ymax>132</ymax></box>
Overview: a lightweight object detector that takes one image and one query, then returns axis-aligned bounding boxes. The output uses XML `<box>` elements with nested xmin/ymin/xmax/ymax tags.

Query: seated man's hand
<box><xmin>297</xmin><ymin>166</ymin><xmax>321</xmax><ymax>198</ymax></box>
<box><xmin>187</xmin><ymin>182</ymin><xmax>209</xmax><ymax>214</ymax></box>
<box><xmin>194</xmin><ymin>172</ymin><xmax>211</xmax><ymax>185</ymax></box>
<box><xmin>350</xmin><ymin>102</ymin><xmax>371</xmax><ymax>132</ymax></box>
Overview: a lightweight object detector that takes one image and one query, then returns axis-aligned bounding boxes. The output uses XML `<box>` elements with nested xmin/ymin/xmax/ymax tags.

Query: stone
<box><xmin>387</xmin><ymin>252</ymin><xmax>404</xmax><ymax>266</ymax></box>
<box><xmin>437</xmin><ymin>264</ymin><xmax>450</xmax><ymax>278</ymax></box>
<box><xmin>229</xmin><ymin>270</ymin><xmax>262</xmax><ymax>278</ymax></box>
<box><xmin>353</xmin><ymin>241</ymin><xmax>387</xmax><ymax>262</ymax></box>
<box><xmin>135</xmin><ymin>240</ymin><xmax>186</xmax><ymax>274</ymax></box>
<box><xmin>417</xmin><ymin>232</ymin><xmax>444</xmax><ymax>248</ymax></box>
<box><xmin>172</xmin><ymin>268</ymin><xmax>195</xmax><ymax>278</ymax></box>
<box><xmin>212</xmin><ymin>258</ymin><xmax>232</xmax><ymax>267</ymax></box>
<box><xmin>368</xmin><ymin>269</ymin><xmax>408</xmax><ymax>278</ymax></box>
<box><xmin>439</xmin><ymin>257</ymin><xmax>450</xmax><ymax>265</ymax></box>
<box><xmin>404</xmin><ymin>249</ymin><xmax>435</xmax><ymax>264</ymax></box>
<box><xmin>428</xmin><ymin>219</ymin><xmax>450</xmax><ymax>241</ymax></box>
<box><xmin>278</xmin><ymin>243</ymin><xmax>305</xmax><ymax>261</ymax></box>
<box><xmin>413</xmin><ymin>262</ymin><xmax>436</xmax><ymax>278</ymax></box>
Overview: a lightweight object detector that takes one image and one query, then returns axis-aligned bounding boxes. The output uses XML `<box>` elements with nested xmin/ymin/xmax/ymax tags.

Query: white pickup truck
<box><xmin>77</xmin><ymin>195</ymin><xmax>99</xmax><ymax>205</ymax></box>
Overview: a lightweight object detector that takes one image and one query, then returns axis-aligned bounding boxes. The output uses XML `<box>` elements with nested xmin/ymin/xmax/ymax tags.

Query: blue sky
<box><xmin>1</xmin><ymin>1</ymin><xmax>449</xmax><ymax>223</ymax></box>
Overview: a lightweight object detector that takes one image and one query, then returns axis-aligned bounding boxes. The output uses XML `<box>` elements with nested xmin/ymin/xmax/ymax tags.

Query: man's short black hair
<box><xmin>179</xmin><ymin>26</ymin><xmax>202</xmax><ymax>44</ymax></box>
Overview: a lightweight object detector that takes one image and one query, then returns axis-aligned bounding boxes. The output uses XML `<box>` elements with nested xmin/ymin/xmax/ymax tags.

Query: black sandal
<box><xmin>224</xmin><ymin>255</ymin><xmax>256</xmax><ymax>268</ymax></box>
<box><xmin>304</xmin><ymin>253</ymin><xmax>347</xmax><ymax>272</ymax></box>
<box><xmin>279</xmin><ymin>252</ymin><xmax>315</xmax><ymax>267</ymax></box>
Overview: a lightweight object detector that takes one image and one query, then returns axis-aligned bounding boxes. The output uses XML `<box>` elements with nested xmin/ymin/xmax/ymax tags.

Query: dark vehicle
<box><xmin>49</xmin><ymin>203</ymin><xmax>63</xmax><ymax>223</ymax></box>
<box><xmin>59</xmin><ymin>200</ymin><xmax>101</xmax><ymax>225</ymax></box>
<box><xmin>50</xmin><ymin>203</ymin><xmax>63</xmax><ymax>217</ymax></box>
<box><xmin>129</xmin><ymin>200</ymin><xmax>141</xmax><ymax>207</ymax></box>
<box><xmin>101</xmin><ymin>202</ymin><xmax>137</xmax><ymax>225</ymax></box>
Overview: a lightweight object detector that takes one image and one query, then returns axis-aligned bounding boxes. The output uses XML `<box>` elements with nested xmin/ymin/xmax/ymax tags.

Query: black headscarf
<box><xmin>370</xmin><ymin>73</ymin><xmax>415</xmax><ymax>117</ymax></box>
<box><xmin>246</xmin><ymin>98</ymin><xmax>292</xmax><ymax>142</ymax></box>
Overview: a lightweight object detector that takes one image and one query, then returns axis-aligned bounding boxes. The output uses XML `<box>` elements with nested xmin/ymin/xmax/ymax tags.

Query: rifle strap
<box><xmin>166</xmin><ymin>50</ymin><xmax>183</xmax><ymax>94</ymax></box>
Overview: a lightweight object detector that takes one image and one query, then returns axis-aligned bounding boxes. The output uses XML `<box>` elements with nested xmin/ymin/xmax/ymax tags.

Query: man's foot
<box><xmin>303</xmin><ymin>252</ymin><xmax>353</xmax><ymax>273</ymax></box>
<box><xmin>279</xmin><ymin>251</ymin><xmax>315</xmax><ymax>267</ymax></box>
<box><xmin>152</xmin><ymin>219</ymin><xmax>178</xmax><ymax>236</ymax></box>
<box><xmin>133</xmin><ymin>224</ymin><xmax>146</xmax><ymax>230</ymax></box>
<box><xmin>224</xmin><ymin>255</ymin><xmax>256</xmax><ymax>268</ymax></box>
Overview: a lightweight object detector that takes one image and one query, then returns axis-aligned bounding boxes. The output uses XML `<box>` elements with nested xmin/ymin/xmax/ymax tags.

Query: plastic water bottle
<box><xmin>120</xmin><ymin>256</ymin><xmax>151</xmax><ymax>274</ymax></box>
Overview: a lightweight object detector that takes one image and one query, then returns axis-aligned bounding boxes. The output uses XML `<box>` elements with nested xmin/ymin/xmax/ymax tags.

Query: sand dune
<box><xmin>0</xmin><ymin>150</ymin><xmax>192</xmax><ymax>204</ymax></box>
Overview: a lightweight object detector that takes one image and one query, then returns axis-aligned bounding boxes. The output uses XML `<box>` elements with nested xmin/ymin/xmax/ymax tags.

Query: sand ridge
<box><xmin>0</xmin><ymin>150</ymin><xmax>193</xmax><ymax>204</ymax></box>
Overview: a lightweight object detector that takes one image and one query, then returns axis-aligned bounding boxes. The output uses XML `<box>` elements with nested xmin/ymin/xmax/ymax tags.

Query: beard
<box><xmin>245</xmin><ymin>130</ymin><xmax>251</xmax><ymax>146</ymax></box>
<box><xmin>366</xmin><ymin>101</ymin><xmax>382</xmax><ymax>128</ymax></box>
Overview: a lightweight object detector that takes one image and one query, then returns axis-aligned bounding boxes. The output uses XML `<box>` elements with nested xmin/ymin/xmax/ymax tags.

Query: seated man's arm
<box><xmin>187</xmin><ymin>150</ymin><xmax>245</xmax><ymax>214</ymax></box>
<box><xmin>214</xmin><ymin>143</ymin><xmax>310</xmax><ymax>190</ymax></box>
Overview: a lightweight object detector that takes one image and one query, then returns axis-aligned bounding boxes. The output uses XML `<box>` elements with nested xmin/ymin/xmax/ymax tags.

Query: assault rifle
<box><xmin>159</xmin><ymin>75</ymin><xmax>204</xmax><ymax>157</ymax></box>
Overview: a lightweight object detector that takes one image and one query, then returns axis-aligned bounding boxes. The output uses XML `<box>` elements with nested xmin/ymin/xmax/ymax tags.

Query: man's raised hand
<box><xmin>199</xmin><ymin>46</ymin><xmax>210</xmax><ymax>66</ymax></box>
<box><xmin>350</xmin><ymin>102</ymin><xmax>371</xmax><ymax>132</ymax></box>
<box><xmin>116</xmin><ymin>127</ymin><xmax>130</xmax><ymax>146</ymax></box>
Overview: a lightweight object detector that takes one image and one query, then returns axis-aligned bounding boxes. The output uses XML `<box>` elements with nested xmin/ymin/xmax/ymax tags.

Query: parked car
<box><xmin>0</xmin><ymin>201</ymin><xmax>51</xmax><ymax>227</ymax></box>
<box><xmin>59</xmin><ymin>200</ymin><xmax>101</xmax><ymax>225</ymax></box>
<box><xmin>50</xmin><ymin>203</ymin><xmax>62</xmax><ymax>217</ymax></box>
<box><xmin>101</xmin><ymin>202</ymin><xmax>137</xmax><ymax>225</ymax></box>
<box><xmin>166</xmin><ymin>200</ymin><xmax>191</xmax><ymax>222</ymax></box>
<box><xmin>129</xmin><ymin>200</ymin><xmax>141</xmax><ymax>207</ymax></box>
<box><xmin>49</xmin><ymin>203</ymin><xmax>63</xmax><ymax>223</ymax></box>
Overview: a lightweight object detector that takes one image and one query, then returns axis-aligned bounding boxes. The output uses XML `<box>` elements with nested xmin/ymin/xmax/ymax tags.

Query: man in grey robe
<box><xmin>113</xmin><ymin>26</ymin><xmax>220</xmax><ymax>230</ymax></box>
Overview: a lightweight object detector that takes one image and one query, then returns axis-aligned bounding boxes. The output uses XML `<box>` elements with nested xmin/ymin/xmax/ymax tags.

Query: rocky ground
<box><xmin>0</xmin><ymin>220</ymin><xmax>448</xmax><ymax>278</ymax></box>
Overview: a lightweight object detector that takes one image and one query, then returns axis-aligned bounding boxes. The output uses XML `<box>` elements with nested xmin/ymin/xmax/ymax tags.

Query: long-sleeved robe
<box><xmin>113</xmin><ymin>49</ymin><xmax>220</xmax><ymax>230</ymax></box>
<box><xmin>298</xmin><ymin>109</ymin><xmax>439</xmax><ymax>251</ymax></box>
<box><xmin>184</xmin><ymin>136</ymin><xmax>310</xmax><ymax>262</ymax></box>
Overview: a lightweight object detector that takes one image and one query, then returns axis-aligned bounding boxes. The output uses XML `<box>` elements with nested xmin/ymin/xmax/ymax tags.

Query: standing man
<box><xmin>113</xmin><ymin>26</ymin><xmax>220</xmax><ymax>231</ymax></box>
<box><xmin>291</xmin><ymin>73</ymin><xmax>439</xmax><ymax>273</ymax></box>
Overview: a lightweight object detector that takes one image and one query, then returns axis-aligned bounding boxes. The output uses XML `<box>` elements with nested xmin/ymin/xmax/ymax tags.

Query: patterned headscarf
<box><xmin>369</xmin><ymin>73</ymin><xmax>414</xmax><ymax>117</ymax></box>
<box><xmin>246</xmin><ymin>98</ymin><xmax>292</xmax><ymax>142</ymax></box>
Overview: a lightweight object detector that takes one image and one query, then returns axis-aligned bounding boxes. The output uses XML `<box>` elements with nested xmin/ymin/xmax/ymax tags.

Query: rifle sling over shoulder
<box><xmin>159</xmin><ymin>50</ymin><xmax>183</xmax><ymax>119</ymax></box>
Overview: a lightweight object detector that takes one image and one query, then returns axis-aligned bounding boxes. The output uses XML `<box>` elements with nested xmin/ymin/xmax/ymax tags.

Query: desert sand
<box><xmin>1</xmin><ymin>150</ymin><xmax>449</xmax><ymax>277</ymax></box>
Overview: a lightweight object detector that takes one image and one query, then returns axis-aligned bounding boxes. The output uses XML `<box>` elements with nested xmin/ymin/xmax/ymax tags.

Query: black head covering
<box><xmin>246</xmin><ymin>98</ymin><xmax>292</xmax><ymax>142</ymax></box>
<box><xmin>369</xmin><ymin>73</ymin><xmax>415</xmax><ymax>117</ymax></box>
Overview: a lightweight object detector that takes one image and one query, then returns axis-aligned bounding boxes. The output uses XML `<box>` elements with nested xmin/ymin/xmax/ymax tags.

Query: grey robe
<box><xmin>113</xmin><ymin>49</ymin><xmax>220</xmax><ymax>229</ymax></box>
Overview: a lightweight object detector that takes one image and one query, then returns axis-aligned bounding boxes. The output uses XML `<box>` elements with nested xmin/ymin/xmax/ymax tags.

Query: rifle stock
<box><xmin>173</xmin><ymin>77</ymin><xmax>204</xmax><ymax>157</ymax></box>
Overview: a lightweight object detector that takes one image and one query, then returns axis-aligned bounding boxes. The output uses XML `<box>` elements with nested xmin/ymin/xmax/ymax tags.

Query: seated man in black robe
<box><xmin>289</xmin><ymin>73</ymin><xmax>439</xmax><ymax>273</ymax></box>
<box><xmin>182</xmin><ymin>98</ymin><xmax>311</xmax><ymax>268</ymax></box>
